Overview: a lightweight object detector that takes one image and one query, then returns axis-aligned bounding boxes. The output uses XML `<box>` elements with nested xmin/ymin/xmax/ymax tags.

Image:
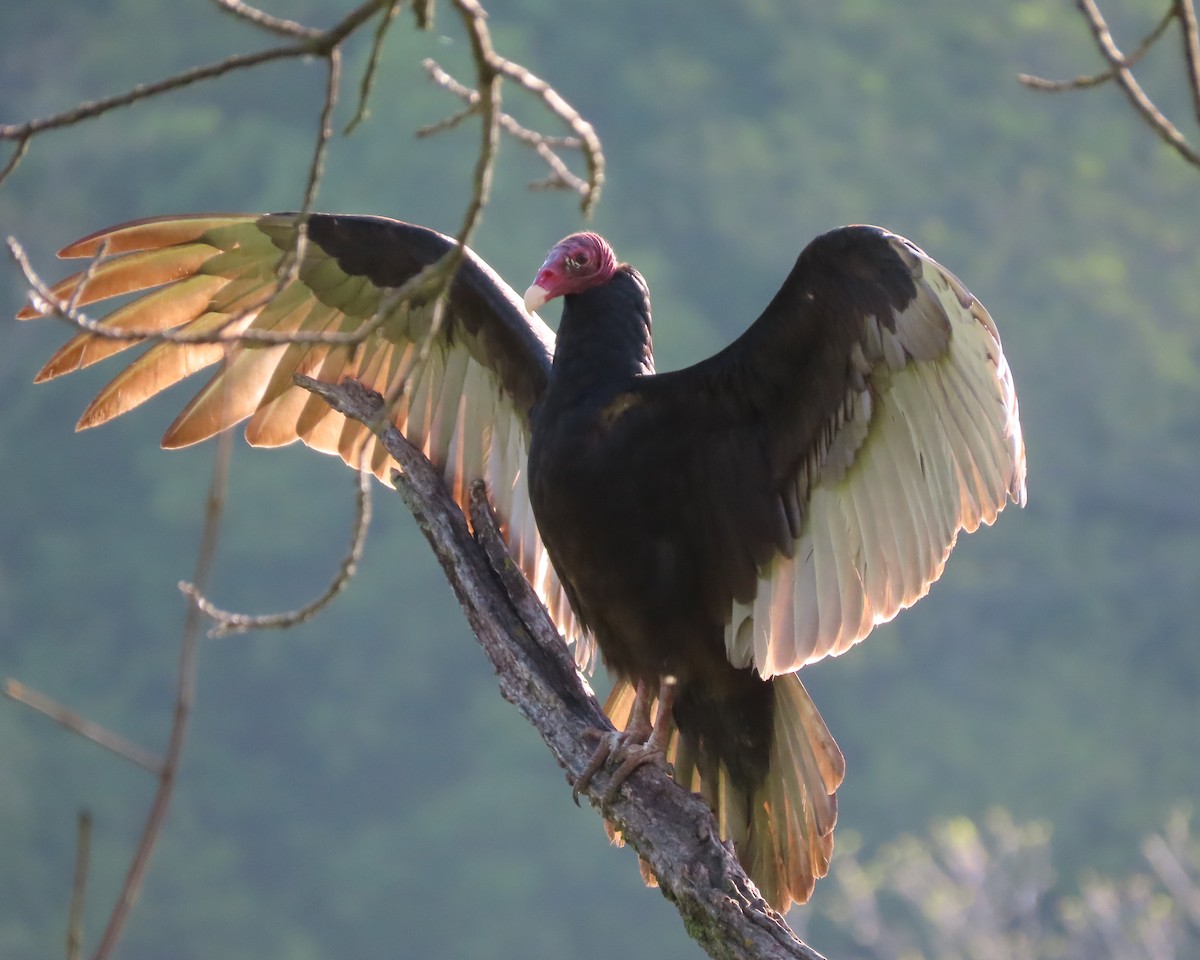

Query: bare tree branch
<box><xmin>181</xmin><ymin>462</ymin><xmax>373</xmax><ymax>637</ymax></box>
<box><xmin>0</xmin><ymin>1</ymin><xmax>387</xmax><ymax>187</ymax></box>
<box><xmin>210</xmin><ymin>0</ymin><xmax>323</xmax><ymax>40</ymax></box>
<box><xmin>0</xmin><ymin>135</ymin><xmax>29</xmax><ymax>186</ymax></box>
<box><xmin>491</xmin><ymin>53</ymin><xmax>606</xmax><ymax>215</ymax></box>
<box><xmin>1019</xmin><ymin>5</ymin><xmax>1175</xmax><ymax>90</ymax></box>
<box><xmin>1020</xmin><ymin>0</ymin><xmax>1200</xmax><ymax>168</ymax></box>
<box><xmin>1176</xmin><ymin>0</ymin><xmax>1200</xmax><ymax>123</ymax></box>
<box><xmin>89</xmin><ymin>429</ymin><xmax>234</xmax><ymax>960</ymax></box>
<box><xmin>1</xmin><ymin>45</ymin><xmax>304</xmax><ymax>167</ymax></box>
<box><xmin>420</xmin><ymin>59</ymin><xmax>592</xmax><ymax>196</ymax></box>
<box><xmin>67</xmin><ymin>811</ymin><xmax>92</xmax><ymax>960</ymax></box>
<box><xmin>3</xmin><ymin>680</ymin><xmax>163</xmax><ymax>775</ymax></box>
<box><xmin>345</xmin><ymin>0</ymin><xmax>405</xmax><ymax>134</ymax></box>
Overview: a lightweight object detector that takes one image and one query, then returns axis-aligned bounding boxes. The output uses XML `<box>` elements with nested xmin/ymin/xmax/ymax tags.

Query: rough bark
<box><xmin>297</xmin><ymin>375</ymin><xmax>827</xmax><ymax>960</ymax></box>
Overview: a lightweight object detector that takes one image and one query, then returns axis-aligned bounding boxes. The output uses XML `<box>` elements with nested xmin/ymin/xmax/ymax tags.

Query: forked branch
<box><xmin>1020</xmin><ymin>0</ymin><xmax>1200</xmax><ymax>168</ymax></box>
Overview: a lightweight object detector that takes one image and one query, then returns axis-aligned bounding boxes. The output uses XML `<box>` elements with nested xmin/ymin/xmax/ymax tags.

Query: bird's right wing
<box><xmin>19</xmin><ymin>212</ymin><xmax>585</xmax><ymax>655</ymax></box>
<box><xmin>641</xmin><ymin>226</ymin><xmax>1024</xmax><ymax>679</ymax></box>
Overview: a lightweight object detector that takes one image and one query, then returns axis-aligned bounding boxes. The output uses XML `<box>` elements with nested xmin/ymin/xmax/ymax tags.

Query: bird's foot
<box><xmin>571</xmin><ymin>715</ymin><xmax>652</xmax><ymax>805</ymax></box>
<box><xmin>571</xmin><ymin>677</ymin><xmax>676</xmax><ymax>805</ymax></box>
<box><xmin>601</xmin><ymin>721</ymin><xmax>673</xmax><ymax>804</ymax></box>
<box><xmin>571</xmin><ymin>728</ymin><xmax>623</xmax><ymax>804</ymax></box>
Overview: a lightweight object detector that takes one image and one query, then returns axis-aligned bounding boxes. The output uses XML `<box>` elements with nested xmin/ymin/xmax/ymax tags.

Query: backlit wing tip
<box><xmin>56</xmin><ymin>214</ymin><xmax>256</xmax><ymax>259</ymax></box>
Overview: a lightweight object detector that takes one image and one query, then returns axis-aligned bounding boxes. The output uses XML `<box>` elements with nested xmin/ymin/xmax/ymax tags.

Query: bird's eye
<box><xmin>576</xmin><ymin>252</ymin><xmax>589</xmax><ymax>266</ymax></box>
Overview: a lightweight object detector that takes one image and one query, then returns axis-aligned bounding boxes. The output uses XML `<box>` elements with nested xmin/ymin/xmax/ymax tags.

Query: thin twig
<box><xmin>1020</xmin><ymin>0</ymin><xmax>1200</xmax><ymax>168</ymax></box>
<box><xmin>345</xmin><ymin>0</ymin><xmax>404</xmax><ymax>134</ymax></box>
<box><xmin>416</xmin><ymin>100</ymin><xmax>478</xmax><ymax>137</ymax></box>
<box><xmin>3</xmin><ymin>680</ymin><xmax>163</xmax><ymax>775</ymax></box>
<box><xmin>90</xmin><ymin>430</ymin><xmax>234</xmax><ymax>960</ymax></box>
<box><xmin>311</xmin><ymin>0</ymin><xmax>390</xmax><ymax>50</ymax></box>
<box><xmin>0</xmin><ymin>46</ymin><xmax>310</xmax><ymax>141</ymax></box>
<box><xmin>0</xmin><ymin>134</ymin><xmax>30</xmax><ymax>187</ymax></box>
<box><xmin>0</xmin><ymin>1</ymin><xmax>385</xmax><ymax>142</ymax></box>
<box><xmin>1176</xmin><ymin>0</ymin><xmax>1200</xmax><ymax>124</ymax></box>
<box><xmin>1018</xmin><ymin>5</ymin><xmax>1175</xmax><ymax>90</ymax></box>
<box><xmin>210</xmin><ymin>0</ymin><xmax>322</xmax><ymax>39</ymax></box>
<box><xmin>448</xmin><ymin>0</ymin><xmax>502</xmax><ymax>258</ymax></box>
<box><xmin>1076</xmin><ymin>0</ymin><xmax>1200</xmax><ymax>165</ymax></box>
<box><xmin>295</xmin><ymin>49</ymin><xmax>341</xmax><ymax>223</ymax></box>
<box><xmin>67</xmin><ymin>810</ymin><xmax>92</xmax><ymax>960</ymax></box>
<box><xmin>421</xmin><ymin>57</ymin><xmax>602</xmax><ymax>208</ymax></box>
<box><xmin>504</xmin><ymin>114</ymin><xmax>589</xmax><ymax>194</ymax></box>
<box><xmin>63</xmin><ymin>239</ymin><xmax>110</xmax><ymax>317</ymax></box>
<box><xmin>492</xmin><ymin>53</ymin><xmax>605</xmax><ymax>215</ymax></box>
<box><xmin>411</xmin><ymin>0</ymin><xmax>434</xmax><ymax>30</ymax></box>
<box><xmin>181</xmin><ymin>459</ymin><xmax>373</xmax><ymax>636</ymax></box>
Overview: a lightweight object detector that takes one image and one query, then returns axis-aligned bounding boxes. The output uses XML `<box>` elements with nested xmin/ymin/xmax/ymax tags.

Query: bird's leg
<box><xmin>571</xmin><ymin>679</ymin><xmax>657</xmax><ymax>803</ymax></box>
<box><xmin>602</xmin><ymin>675</ymin><xmax>677</xmax><ymax>804</ymax></box>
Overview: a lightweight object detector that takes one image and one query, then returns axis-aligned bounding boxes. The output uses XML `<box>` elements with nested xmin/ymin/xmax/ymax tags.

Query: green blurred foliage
<box><xmin>794</xmin><ymin>808</ymin><xmax>1200</xmax><ymax>958</ymax></box>
<box><xmin>1</xmin><ymin>1</ymin><xmax>1198</xmax><ymax>958</ymax></box>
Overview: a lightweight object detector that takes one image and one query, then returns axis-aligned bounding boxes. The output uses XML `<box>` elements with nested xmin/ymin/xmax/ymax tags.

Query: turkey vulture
<box><xmin>18</xmin><ymin>213</ymin><xmax>1026</xmax><ymax>910</ymax></box>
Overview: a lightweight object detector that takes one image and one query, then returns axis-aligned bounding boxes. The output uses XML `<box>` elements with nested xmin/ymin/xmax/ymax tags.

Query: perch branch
<box><xmin>293</xmin><ymin>375</ymin><xmax>827</xmax><ymax>960</ymax></box>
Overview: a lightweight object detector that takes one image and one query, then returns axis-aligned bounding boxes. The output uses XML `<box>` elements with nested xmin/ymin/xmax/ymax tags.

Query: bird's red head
<box><xmin>523</xmin><ymin>232</ymin><xmax>617</xmax><ymax>313</ymax></box>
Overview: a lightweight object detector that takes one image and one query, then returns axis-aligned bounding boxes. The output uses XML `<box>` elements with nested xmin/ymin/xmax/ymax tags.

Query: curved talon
<box><xmin>571</xmin><ymin>678</ymin><xmax>676</xmax><ymax>806</ymax></box>
<box><xmin>572</xmin><ymin>727</ymin><xmax>622</xmax><ymax>804</ymax></box>
<box><xmin>602</xmin><ymin>739</ymin><xmax>672</xmax><ymax>805</ymax></box>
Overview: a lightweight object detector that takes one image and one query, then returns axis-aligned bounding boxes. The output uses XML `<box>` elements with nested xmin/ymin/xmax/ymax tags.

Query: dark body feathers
<box><xmin>527</xmin><ymin>231</ymin><xmax>925</xmax><ymax>823</ymax></box>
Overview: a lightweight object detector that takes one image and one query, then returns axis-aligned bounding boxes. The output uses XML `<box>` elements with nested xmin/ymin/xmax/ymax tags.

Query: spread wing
<box><xmin>645</xmin><ymin>225</ymin><xmax>1026</xmax><ymax>679</ymax></box>
<box><xmin>18</xmin><ymin>212</ymin><xmax>584</xmax><ymax>652</ymax></box>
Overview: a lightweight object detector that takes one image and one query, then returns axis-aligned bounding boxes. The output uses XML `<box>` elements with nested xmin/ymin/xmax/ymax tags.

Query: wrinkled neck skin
<box><xmin>548</xmin><ymin>266</ymin><xmax>655</xmax><ymax>398</ymax></box>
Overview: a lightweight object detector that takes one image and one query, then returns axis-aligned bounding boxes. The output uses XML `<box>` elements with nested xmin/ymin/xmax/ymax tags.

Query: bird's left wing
<box><xmin>19</xmin><ymin>212</ymin><xmax>584</xmax><ymax>652</ymax></box>
<box><xmin>649</xmin><ymin>225</ymin><xmax>1025</xmax><ymax>679</ymax></box>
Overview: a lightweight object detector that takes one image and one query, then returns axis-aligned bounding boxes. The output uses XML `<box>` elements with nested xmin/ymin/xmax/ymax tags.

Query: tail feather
<box><xmin>738</xmin><ymin>674</ymin><xmax>843</xmax><ymax>909</ymax></box>
<box><xmin>603</xmin><ymin>673</ymin><xmax>843</xmax><ymax>912</ymax></box>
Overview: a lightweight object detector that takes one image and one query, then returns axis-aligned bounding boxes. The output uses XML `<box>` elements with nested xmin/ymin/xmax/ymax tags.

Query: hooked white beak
<box><xmin>523</xmin><ymin>283</ymin><xmax>549</xmax><ymax>314</ymax></box>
